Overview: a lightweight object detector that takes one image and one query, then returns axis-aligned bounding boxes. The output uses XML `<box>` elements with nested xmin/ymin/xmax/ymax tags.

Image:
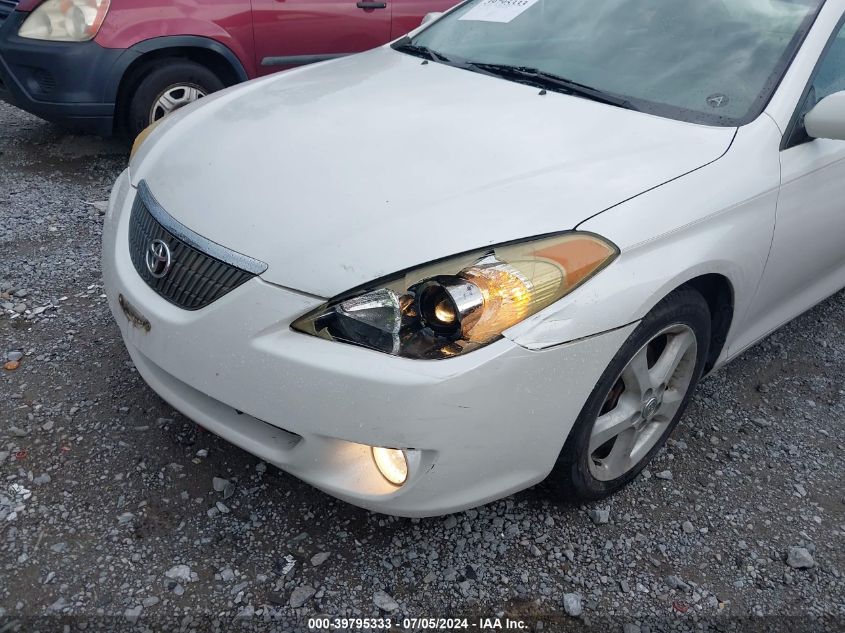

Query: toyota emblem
<box><xmin>145</xmin><ymin>239</ymin><xmax>172</xmax><ymax>279</ymax></box>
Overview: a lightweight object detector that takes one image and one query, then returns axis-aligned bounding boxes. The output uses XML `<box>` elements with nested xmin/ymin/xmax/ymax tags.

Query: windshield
<box><xmin>403</xmin><ymin>0</ymin><xmax>825</xmax><ymax>125</ymax></box>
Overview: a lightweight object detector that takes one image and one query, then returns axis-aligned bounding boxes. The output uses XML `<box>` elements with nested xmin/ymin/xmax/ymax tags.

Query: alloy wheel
<box><xmin>588</xmin><ymin>324</ymin><xmax>698</xmax><ymax>482</ymax></box>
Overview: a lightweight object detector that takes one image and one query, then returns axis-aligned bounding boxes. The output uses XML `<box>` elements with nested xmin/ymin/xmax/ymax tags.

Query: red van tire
<box><xmin>126</xmin><ymin>60</ymin><xmax>225</xmax><ymax>138</ymax></box>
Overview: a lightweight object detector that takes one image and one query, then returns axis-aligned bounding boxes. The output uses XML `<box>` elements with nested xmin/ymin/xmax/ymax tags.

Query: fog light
<box><xmin>372</xmin><ymin>447</ymin><xmax>408</xmax><ymax>486</ymax></box>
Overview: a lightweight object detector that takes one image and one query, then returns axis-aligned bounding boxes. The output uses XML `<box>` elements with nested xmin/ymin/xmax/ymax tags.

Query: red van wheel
<box><xmin>127</xmin><ymin>60</ymin><xmax>224</xmax><ymax>138</ymax></box>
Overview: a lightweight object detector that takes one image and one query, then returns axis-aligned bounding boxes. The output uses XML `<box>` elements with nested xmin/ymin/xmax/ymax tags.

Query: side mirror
<box><xmin>804</xmin><ymin>91</ymin><xmax>845</xmax><ymax>141</ymax></box>
<box><xmin>421</xmin><ymin>12</ymin><xmax>443</xmax><ymax>26</ymax></box>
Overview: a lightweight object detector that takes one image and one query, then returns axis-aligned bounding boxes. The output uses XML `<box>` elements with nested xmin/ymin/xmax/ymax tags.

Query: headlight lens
<box><xmin>292</xmin><ymin>233</ymin><xmax>618</xmax><ymax>359</ymax></box>
<box><xmin>19</xmin><ymin>0</ymin><xmax>111</xmax><ymax>42</ymax></box>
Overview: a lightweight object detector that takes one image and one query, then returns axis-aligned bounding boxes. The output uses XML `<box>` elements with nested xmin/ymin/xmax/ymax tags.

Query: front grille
<box><xmin>128</xmin><ymin>182</ymin><xmax>268</xmax><ymax>311</ymax></box>
<box><xmin>0</xmin><ymin>0</ymin><xmax>21</xmax><ymax>24</ymax></box>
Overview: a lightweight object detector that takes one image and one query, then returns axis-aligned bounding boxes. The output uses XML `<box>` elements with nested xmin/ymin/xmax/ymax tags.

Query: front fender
<box><xmin>95</xmin><ymin>3</ymin><xmax>255</xmax><ymax>77</ymax></box>
<box><xmin>127</xmin><ymin>35</ymin><xmax>249</xmax><ymax>82</ymax></box>
<box><xmin>504</xmin><ymin>115</ymin><xmax>783</xmax><ymax>365</ymax></box>
<box><xmin>97</xmin><ymin>35</ymin><xmax>250</xmax><ymax>106</ymax></box>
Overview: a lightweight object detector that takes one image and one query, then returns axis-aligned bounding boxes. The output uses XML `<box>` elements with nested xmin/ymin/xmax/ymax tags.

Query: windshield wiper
<box><xmin>390</xmin><ymin>46</ymin><xmax>637</xmax><ymax>111</ymax></box>
<box><xmin>468</xmin><ymin>63</ymin><xmax>638</xmax><ymax>111</ymax></box>
<box><xmin>392</xmin><ymin>39</ymin><xmax>451</xmax><ymax>63</ymax></box>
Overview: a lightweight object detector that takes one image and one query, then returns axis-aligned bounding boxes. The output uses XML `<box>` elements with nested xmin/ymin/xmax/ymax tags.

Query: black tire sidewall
<box><xmin>549</xmin><ymin>288</ymin><xmax>712</xmax><ymax>501</ymax></box>
<box><xmin>127</xmin><ymin>61</ymin><xmax>225</xmax><ymax>138</ymax></box>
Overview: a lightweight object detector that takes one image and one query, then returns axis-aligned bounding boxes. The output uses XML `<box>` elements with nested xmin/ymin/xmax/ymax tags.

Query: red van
<box><xmin>0</xmin><ymin>0</ymin><xmax>454</xmax><ymax>136</ymax></box>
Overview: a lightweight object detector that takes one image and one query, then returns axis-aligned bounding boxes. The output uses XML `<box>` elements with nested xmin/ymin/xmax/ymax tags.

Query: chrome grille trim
<box><xmin>129</xmin><ymin>182</ymin><xmax>268</xmax><ymax>311</ymax></box>
<box><xmin>136</xmin><ymin>181</ymin><xmax>268</xmax><ymax>276</ymax></box>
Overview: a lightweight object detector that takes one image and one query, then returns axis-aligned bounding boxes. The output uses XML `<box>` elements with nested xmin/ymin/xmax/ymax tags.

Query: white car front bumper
<box><xmin>102</xmin><ymin>170</ymin><xmax>635</xmax><ymax>516</ymax></box>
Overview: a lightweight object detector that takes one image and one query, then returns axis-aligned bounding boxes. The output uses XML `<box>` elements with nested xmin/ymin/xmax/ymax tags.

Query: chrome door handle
<box><xmin>357</xmin><ymin>1</ymin><xmax>387</xmax><ymax>8</ymax></box>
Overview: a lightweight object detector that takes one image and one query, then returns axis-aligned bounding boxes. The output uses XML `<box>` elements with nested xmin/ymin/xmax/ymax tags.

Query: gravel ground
<box><xmin>1</xmin><ymin>101</ymin><xmax>844</xmax><ymax>633</ymax></box>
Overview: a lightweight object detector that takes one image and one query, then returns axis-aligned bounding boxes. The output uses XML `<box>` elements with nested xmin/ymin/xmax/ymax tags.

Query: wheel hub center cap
<box><xmin>642</xmin><ymin>397</ymin><xmax>661</xmax><ymax>421</ymax></box>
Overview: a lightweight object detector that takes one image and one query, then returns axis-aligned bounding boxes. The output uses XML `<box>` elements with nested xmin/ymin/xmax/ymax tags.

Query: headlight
<box><xmin>292</xmin><ymin>233</ymin><xmax>618</xmax><ymax>360</ymax></box>
<box><xmin>19</xmin><ymin>0</ymin><xmax>111</xmax><ymax>42</ymax></box>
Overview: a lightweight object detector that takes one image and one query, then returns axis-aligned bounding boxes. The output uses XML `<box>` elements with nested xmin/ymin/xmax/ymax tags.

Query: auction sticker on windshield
<box><xmin>459</xmin><ymin>0</ymin><xmax>540</xmax><ymax>23</ymax></box>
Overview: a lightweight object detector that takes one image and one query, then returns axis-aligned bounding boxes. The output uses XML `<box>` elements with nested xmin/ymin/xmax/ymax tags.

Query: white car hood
<box><xmin>133</xmin><ymin>47</ymin><xmax>735</xmax><ymax>298</ymax></box>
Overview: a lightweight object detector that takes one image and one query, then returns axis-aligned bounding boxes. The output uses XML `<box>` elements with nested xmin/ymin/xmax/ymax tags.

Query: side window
<box><xmin>812</xmin><ymin>21</ymin><xmax>845</xmax><ymax>103</ymax></box>
<box><xmin>786</xmin><ymin>19</ymin><xmax>845</xmax><ymax>147</ymax></box>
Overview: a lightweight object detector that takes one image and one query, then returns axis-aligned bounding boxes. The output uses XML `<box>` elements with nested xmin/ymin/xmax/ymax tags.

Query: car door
<box><xmin>252</xmin><ymin>0</ymin><xmax>392</xmax><ymax>76</ymax></box>
<box><xmin>390</xmin><ymin>0</ymin><xmax>460</xmax><ymax>39</ymax></box>
<box><xmin>738</xmin><ymin>16</ymin><xmax>845</xmax><ymax>347</ymax></box>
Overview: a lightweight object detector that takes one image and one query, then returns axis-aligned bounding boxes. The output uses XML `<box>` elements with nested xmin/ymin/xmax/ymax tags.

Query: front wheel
<box><xmin>126</xmin><ymin>60</ymin><xmax>225</xmax><ymax>138</ymax></box>
<box><xmin>548</xmin><ymin>287</ymin><xmax>712</xmax><ymax>501</ymax></box>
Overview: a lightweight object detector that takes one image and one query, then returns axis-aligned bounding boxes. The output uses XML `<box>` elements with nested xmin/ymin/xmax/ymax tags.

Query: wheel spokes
<box><xmin>595</xmin><ymin>428</ymin><xmax>638</xmax><ymax>480</ymax></box>
<box><xmin>588</xmin><ymin>323</ymin><xmax>699</xmax><ymax>483</ymax></box>
<box><xmin>184</xmin><ymin>87</ymin><xmax>203</xmax><ymax>103</ymax></box>
<box><xmin>589</xmin><ymin>396</ymin><xmax>640</xmax><ymax>454</ymax></box>
<box><xmin>656</xmin><ymin>387</ymin><xmax>685</xmax><ymax>421</ymax></box>
<box><xmin>150</xmin><ymin>85</ymin><xmax>208</xmax><ymax>124</ymax></box>
<box><xmin>650</xmin><ymin>329</ymin><xmax>696</xmax><ymax>388</ymax></box>
<box><xmin>620</xmin><ymin>346</ymin><xmax>652</xmax><ymax>399</ymax></box>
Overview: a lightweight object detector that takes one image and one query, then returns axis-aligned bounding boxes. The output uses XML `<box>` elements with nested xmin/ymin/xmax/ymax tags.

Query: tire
<box><xmin>547</xmin><ymin>287</ymin><xmax>712</xmax><ymax>501</ymax></box>
<box><xmin>126</xmin><ymin>60</ymin><xmax>225</xmax><ymax>138</ymax></box>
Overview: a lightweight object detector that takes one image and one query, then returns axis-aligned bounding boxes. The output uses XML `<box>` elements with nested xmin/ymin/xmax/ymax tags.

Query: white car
<box><xmin>102</xmin><ymin>0</ymin><xmax>845</xmax><ymax>517</ymax></box>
